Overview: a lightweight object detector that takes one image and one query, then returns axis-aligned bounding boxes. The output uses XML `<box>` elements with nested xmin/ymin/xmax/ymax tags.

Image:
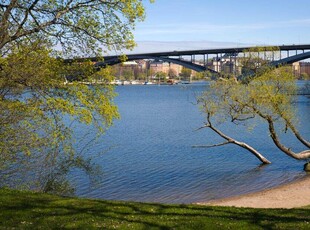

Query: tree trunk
<box><xmin>267</xmin><ymin>116</ymin><xmax>310</xmax><ymax>160</ymax></box>
<box><xmin>197</xmin><ymin>113</ymin><xmax>271</xmax><ymax>164</ymax></box>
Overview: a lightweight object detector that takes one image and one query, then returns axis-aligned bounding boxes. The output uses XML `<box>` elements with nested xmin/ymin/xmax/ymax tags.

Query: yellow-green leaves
<box><xmin>0</xmin><ymin>42</ymin><xmax>119</xmax><ymax>174</ymax></box>
<box><xmin>199</xmin><ymin>64</ymin><xmax>297</xmax><ymax>135</ymax></box>
<box><xmin>0</xmin><ymin>0</ymin><xmax>152</xmax><ymax>193</ymax></box>
<box><xmin>197</xmin><ymin>60</ymin><xmax>309</xmax><ymax>163</ymax></box>
<box><xmin>0</xmin><ymin>0</ymin><xmax>151</xmax><ymax>56</ymax></box>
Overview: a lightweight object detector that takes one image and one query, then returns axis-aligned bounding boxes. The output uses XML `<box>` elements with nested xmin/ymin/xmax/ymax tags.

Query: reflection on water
<box><xmin>70</xmin><ymin>82</ymin><xmax>310</xmax><ymax>204</ymax></box>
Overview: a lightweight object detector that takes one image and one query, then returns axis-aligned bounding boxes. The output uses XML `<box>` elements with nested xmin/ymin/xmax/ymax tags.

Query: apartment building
<box><xmin>292</xmin><ymin>62</ymin><xmax>310</xmax><ymax>78</ymax></box>
<box><xmin>149</xmin><ymin>60</ymin><xmax>182</xmax><ymax>77</ymax></box>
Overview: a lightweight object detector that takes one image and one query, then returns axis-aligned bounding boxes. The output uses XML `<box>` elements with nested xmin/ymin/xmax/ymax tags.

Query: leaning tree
<box><xmin>196</xmin><ymin>47</ymin><xmax>310</xmax><ymax>167</ymax></box>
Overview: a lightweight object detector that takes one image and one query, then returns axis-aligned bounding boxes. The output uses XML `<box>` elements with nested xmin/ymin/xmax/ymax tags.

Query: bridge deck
<box><xmin>64</xmin><ymin>44</ymin><xmax>310</xmax><ymax>73</ymax></box>
<box><xmin>66</xmin><ymin>44</ymin><xmax>310</xmax><ymax>63</ymax></box>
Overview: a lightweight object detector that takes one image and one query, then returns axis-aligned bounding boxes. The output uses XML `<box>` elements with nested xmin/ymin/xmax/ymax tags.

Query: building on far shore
<box><xmin>292</xmin><ymin>62</ymin><xmax>310</xmax><ymax>78</ymax></box>
<box><xmin>112</xmin><ymin>58</ymin><xmax>310</xmax><ymax>82</ymax></box>
<box><xmin>149</xmin><ymin>60</ymin><xmax>182</xmax><ymax>77</ymax></box>
<box><xmin>207</xmin><ymin>56</ymin><xmax>242</xmax><ymax>76</ymax></box>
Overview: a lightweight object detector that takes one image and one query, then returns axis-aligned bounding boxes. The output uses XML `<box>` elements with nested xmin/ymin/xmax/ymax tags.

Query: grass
<box><xmin>0</xmin><ymin>189</ymin><xmax>309</xmax><ymax>229</ymax></box>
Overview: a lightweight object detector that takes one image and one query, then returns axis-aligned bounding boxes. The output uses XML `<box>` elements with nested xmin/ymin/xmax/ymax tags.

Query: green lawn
<box><xmin>0</xmin><ymin>189</ymin><xmax>309</xmax><ymax>229</ymax></box>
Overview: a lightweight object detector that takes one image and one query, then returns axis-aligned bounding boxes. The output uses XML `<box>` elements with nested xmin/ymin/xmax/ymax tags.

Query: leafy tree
<box><xmin>193</xmin><ymin>71</ymin><xmax>205</xmax><ymax>80</ymax></box>
<box><xmin>147</xmin><ymin>68</ymin><xmax>155</xmax><ymax>79</ymax></box>
<box><xmin>239</xmin><ymin>46</ymin><xmax>279</xmax><ymax>83</ymax></box>
<box><xmin>0</xmin><ymin>0</ymin><xmax>152</xmax><ymax>193</ymax></box>
<box><xmin>136</xmin><ymin>71</ymin><xmax>146</xmax><ymax>81</ymax></box>
<box><xmin>0</xmin><ymin>0</ymin><xmax>152</xmax><ymax>57</ymax></box>
<box><xmin>197</xmin><ymin>48</ymin><xmax>310</xmax><ymax>165</ymax></box>
<box><xmin>180</xmin><ymin>67</ymin><xmax>192</xmax><ymax>81</ymax></box>
<box><xmin>0</xmin><ymin>41</ymin><xmax>119</xmax><ymax>193</ymax></box>
<box><xmin>300</xmin><ymin>72</ymin><xmax>310</xmax><ymax>80</ymax></box>
<box><xmin>155</xmin><ymin>71</ymin><xmax>167</xmax><ymax>82</ymax></box>
<box><xmin>121</xmin><ymin>68</ymin><xmax>134</xmax><ymax>81</ymax></box>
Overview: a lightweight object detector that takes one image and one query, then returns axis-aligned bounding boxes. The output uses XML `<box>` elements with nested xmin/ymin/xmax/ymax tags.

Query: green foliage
<box><xmin>136</xmin><ymin>71</ymin><xmax>146</xmax><ymax>81</ymax></box>
<box><xmin>198</xmin><ymin>61</ymin><xmax>310</xmax><ymax>162</ymax></box>
<box><xmin>194</xmin><ymin>71</ymin><xmax>213</xmax><ymax>80</ymax></box>
<box><xmin>0</xmin><ymin>0</ymin><xmax>153</xmax><ymax>56</ymax></box>
<box><xmin>147</xmin><ymin>68</ymin><xmax>155</xmax><ymax>78</ymax></box>
<box><xmin>120</xmin><ymin>68</ymin><xmax>134</xmax><ymax>81</ymax></box>
<box><xmin>155</xmin><ymin>71</ymin><xmax>167</xmax><ymax>81</ymax></box>
<box><xmin>201</xmin><ymin>66</ymin><xmax>296</xmax><ymax>127</ymax></box>
<box><xmin>239</xmin><ymin>46</ymin><xmax>280</xmax><ymax>82</ymax></box>
<box><xmin>180</xmin><ymin>67</ymin><xmax>192</xmax><ymax>80</ymax></box>
<box><xmin>0</xmin><ymin>41</ymin><xmax>119</xmax><ymax>193</ymax></box>
<box><xmin>249</xmin><ymin>67</ymin><xmax>296</xmax><ymax>121</ymax></box>
<box><xmin>300</xmin><ymin>73</ymin><xmax>310</xmax><ymax>80</ymax></box>
<box><xmin>0</xmin><ymin>0</ymin><xmax>153</xmax><ymax>194</ymax></box>
<box><xmin>1</xmin><ymin>189</ymin><xmax>310</xmax><ymax>229</ymax></box>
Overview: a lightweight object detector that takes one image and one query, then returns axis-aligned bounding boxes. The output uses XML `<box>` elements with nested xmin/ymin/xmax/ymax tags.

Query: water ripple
<box><xmin>71</xmin><ymin>83</ymin><xmax>309</xmax><ymax>204</ymax></box>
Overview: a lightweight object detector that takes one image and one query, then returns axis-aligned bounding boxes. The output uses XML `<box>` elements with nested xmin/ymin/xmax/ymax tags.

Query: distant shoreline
<box><xmin>196</xmin><ymin>175</ymin><xmax>310</xmax><ymax>208</ymax></box>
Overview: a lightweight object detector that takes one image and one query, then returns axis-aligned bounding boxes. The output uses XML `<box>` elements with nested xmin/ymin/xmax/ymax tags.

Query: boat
<box><xmin>180</xmin><ymin>80</ymin><xmax>190</xmax><ymax>84</ymax></box>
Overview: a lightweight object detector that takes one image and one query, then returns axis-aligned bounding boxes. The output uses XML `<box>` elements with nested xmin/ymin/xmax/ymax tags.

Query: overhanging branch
<box><xmin>192</xmin><ymin>141</ymin><xmax>232</xmax><ymax>148</ymax></box>
<box><xmin>195</xmin><ymin>112</ymin><xmax>271</xmax><ymax>164</ymax></box>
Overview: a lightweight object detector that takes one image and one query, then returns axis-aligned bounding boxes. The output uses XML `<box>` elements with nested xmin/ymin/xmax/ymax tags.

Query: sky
<box><xmin>126</xmin><ymin>0</ymin><xmax>310</xmax><ymax>53</ymax></box>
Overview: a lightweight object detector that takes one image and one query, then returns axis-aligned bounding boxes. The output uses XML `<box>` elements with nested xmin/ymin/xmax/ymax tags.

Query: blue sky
<box><xmin>128</xmin><ymin>0</ymin><xmax>310</xmax><ymax>52</ymax></box>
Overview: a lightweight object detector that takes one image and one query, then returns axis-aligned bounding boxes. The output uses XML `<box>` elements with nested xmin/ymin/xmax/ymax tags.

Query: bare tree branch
<box><xmin>196</xmin><ymin>113</ymin><xmax>271</xmax><ymax>164</ymax></box>
<box><xmin>0</xmin><ymin>0</ymin><xmax>145</xmax><ymax>55</ymax></box>
<box><xmin>273</xmin><ymin>104</ymin><xmax>310</xmax><ymax>148</ymax></box>
<box><xmin>13</xmin><ymin>0</ymin><xmax>40</xmax><ymax>39</ymax></box>
<box><xmin>0</xmin><ymin>0</ymin><xmax>18</xmax><ymax>45</ymax></box>
<box><xmin>192</xmin><ymin>141</ymin><xmax>231</xmax><ymax>148</ymax></box>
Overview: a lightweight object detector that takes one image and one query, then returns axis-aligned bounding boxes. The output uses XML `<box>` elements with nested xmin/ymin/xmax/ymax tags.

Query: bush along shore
<box><xmin>0</xmin><ymin>189</ymin><xmax>310</xmax><ymax>229</ymax></box>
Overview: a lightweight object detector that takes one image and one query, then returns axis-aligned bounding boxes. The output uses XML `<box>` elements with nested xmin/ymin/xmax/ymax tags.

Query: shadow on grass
<box><xmin>0</xmin><ymin>189</ymin><xmax>310</xmax><ymax>229</ymax></box>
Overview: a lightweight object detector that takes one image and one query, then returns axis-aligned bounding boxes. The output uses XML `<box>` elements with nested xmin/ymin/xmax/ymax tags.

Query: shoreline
<box><xmin>196</xmin><ymin>175</ymin><xmax>310</xmax><ymax>209</ymax></box>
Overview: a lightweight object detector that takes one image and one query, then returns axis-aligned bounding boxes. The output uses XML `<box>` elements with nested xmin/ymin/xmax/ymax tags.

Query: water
<box><xmin>71</xmin><ymin>82</ymin><xmax>310</xmax><ymax>204</ymax></box>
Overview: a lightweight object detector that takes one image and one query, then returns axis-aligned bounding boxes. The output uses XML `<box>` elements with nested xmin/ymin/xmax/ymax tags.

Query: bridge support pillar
<box><xmin>203</xmin><ymin>55</ymin><xmax>206</xmax><ymax>67</ymax></box>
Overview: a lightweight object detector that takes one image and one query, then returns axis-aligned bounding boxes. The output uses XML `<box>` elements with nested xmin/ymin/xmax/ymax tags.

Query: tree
<box><xmin>239</xmin><ymin>46</ymin><xmax>280</xmax><ymax>83</ymax></box>
<box><xmin>0</xmin><ymin>41</ymin><xmax>120</xmax><ymax>193</ymax></box>
<box><xmin>197</xmin><ymin>48</ymin><xmax>310</xmax><ymax>165</ymax></box>
<box><xmin>168</xmin><ymin>68</ymin><xmax>177</xmax><ymax>79</ymax></box>
<box><xmin>0</xmin><ymin>0</ymin><xmax>152</xmax><ymax>193</ymax></box>
<box><xmin>155</xmin><ymin>71</ymin><xmax>167</xmax><ymax>83</ymax></box>
<box><xmin>0</xmin><ymin>0</ymin><xmax>152</xmax><ymax>57</ymax></box>
<box><xmin>300</xmin><ymin>73</ymin><xmax>310</xmax><ymax>80</ymax></box>
<box><xmin>121</xmin><ymin>68</ymin><xmax>134</xmax><ymax>81</ymax></box>
<box><xmin>147</xmin><ymin>68</ymin><xmax>155</xmax><ymax>81</ymax></box>
<box><xmin>180</xmin><ymin>68</ymin><xmax>192</xmax><ymax>81</ymax></box>
<box><xmin>195</xmin><ymin>70</ymin><xmax>215</xmax><ymax>81</ymax></box>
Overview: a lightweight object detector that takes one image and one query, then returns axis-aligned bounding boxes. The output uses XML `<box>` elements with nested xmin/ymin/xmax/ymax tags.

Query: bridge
<box><xmin>66</xmin><ymin>44</ymin><xmax>310</xmax><ymax>73</ymax></box>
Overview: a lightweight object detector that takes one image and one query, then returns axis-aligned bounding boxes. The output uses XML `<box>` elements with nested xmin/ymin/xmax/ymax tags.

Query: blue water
<box><xmin>71</xmin><ymin>82</ymin><xmax>310</xmax><ymax>204</ymax></box>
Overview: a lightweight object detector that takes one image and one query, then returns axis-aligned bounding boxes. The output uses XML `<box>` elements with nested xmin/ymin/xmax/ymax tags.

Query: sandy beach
<box><xmin>196</xmin><ymin>175</ymin><xmax>310</xmax><ymax>209</ymax></box>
